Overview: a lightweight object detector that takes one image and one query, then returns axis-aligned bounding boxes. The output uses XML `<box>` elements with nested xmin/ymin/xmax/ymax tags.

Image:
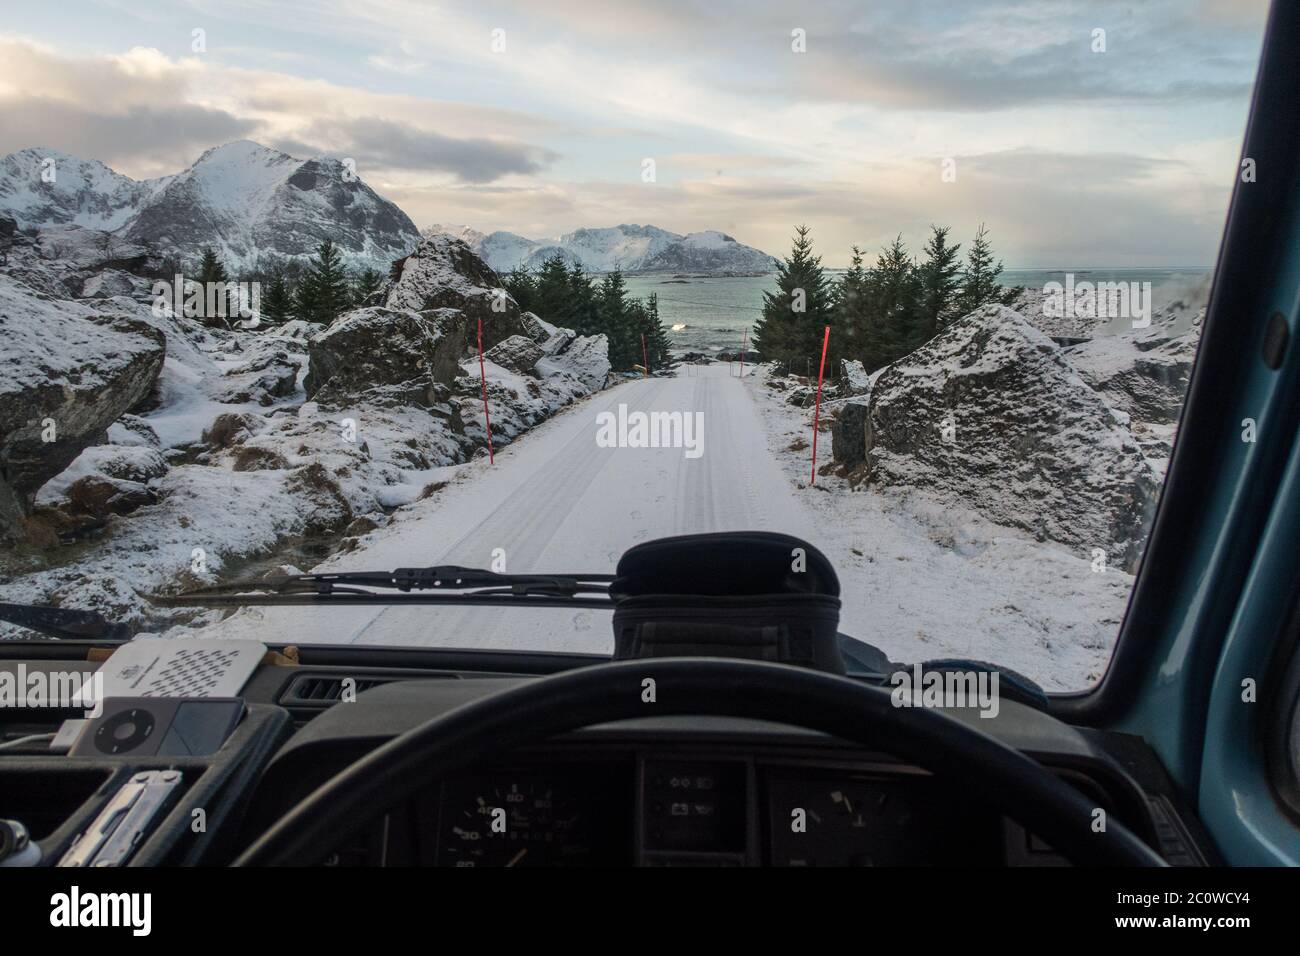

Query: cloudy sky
<box><xmin>0</xmin><ymin>0</ymin><xmax>1272</xmax><ymax>266</ymax></box>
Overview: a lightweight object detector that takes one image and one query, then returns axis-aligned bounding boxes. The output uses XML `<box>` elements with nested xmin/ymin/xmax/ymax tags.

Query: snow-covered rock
<box><xmin>0</xmin><ymin>141</ymin><xmax>421</xmax><ymax>273</ymax></box>
<box><xmin>860</xmin><ymin>305</ymin><xmax>1161</xmax><ymax>571</ymax></box>
<box><xmin>535</xmin><ymin>334</ymin><xmax>611</xmax><ymax>392</ymax></box>
<box><xmin>839</xmin><ymin>358</ymin><xmax>871</xmax><ymax>398</ymax></box>
<box><xmin>384</xmin><ymin>234</ymin><xmax>526</xmax><ymax>348</ymax></box>
<box><xmin>484</xmin><ymin>334</ymin><xmax>544</xmax><ymax>374</ymax></box>
<box><xmin>0</xmin><ymin>274</ymin><xmax>165</xmax><ymax>540</ymax></box>
<box><xmin>1065</xmin><ymin>310</ymin><xmax>1202</xmax><ymax>426</ymax></box>
<box><xmin>303</xmin><ymin>306</ymin><xmax>469</xmax><ymax>405</ymax></box>
<box><xmin>426</xmin><ymin>222</ymin><xmax>778</xmax><ymax>275</ymax></box>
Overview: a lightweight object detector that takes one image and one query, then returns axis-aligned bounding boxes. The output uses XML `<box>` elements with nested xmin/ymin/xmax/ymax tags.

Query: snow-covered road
<box><xmin>206</xmin><ymin>362</ymin><xmax>1125</xmax><ymax>689</ymax></box>
<box><xmin>215</xmin><ymin>363</ymin><xmax>824</xmax><ymax>653</ymax></box>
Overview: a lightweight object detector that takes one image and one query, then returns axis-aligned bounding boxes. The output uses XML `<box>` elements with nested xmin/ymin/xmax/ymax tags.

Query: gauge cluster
<box><xmin>764</xmin><ymin>771</ymin><xmax>1001</xmax><ymax>866</ymax></box>
<box><xmin>430</xmin><ymin>768</ymin><xmax>630</xmax><ymax>867</ymax></box>
<box><xmin>419</xmin><ymin>755</ymin><xmax>1016</xmax><ymax>866</ymax></box>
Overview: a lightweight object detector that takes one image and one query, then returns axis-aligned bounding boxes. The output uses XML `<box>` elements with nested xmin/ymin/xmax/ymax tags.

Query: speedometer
<box><xmin>434</xmin><ymin>772</ymin><xmax>609</xmax><ymax>867</ymax></box>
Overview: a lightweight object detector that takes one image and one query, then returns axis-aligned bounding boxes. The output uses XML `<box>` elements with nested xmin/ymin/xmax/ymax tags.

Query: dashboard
<box><xmin>0</xmin><ymin>655</ymin><xmax>1217</xmax><ymax>867</ymax></box>
<box><xmin>306</xmin><ymin>738</ymin><xmax>1153</xmax><ymax>867</ymax></box>
<box><xmin>233</xmin><ymin>670</ymin><xmax>1215</xmax><ymax>868</ymax></box>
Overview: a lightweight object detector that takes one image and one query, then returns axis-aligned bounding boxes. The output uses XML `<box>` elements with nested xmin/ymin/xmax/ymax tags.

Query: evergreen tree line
<box><xmin>752</xmin><ymin>224</ymin><xmax>1023</xmax><ymax>376</ymax></box>
<box><xmin>502</xmin><ymin>255</ymin><xmax>674</xmax><ymax>372</ymax></box>
<box><xmin>175</xmin><ymin>239</ymin><xmax>385</xmax><ymax>327</ymax></box>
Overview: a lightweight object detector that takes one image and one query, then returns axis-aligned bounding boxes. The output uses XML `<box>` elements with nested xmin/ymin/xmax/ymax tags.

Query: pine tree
<box><xmin>752</xmin><ymin>225</ymin><xmax>834</xmax><ymax>375</ymax></box>
<box><xmin>956</xmin><ymin>223</ymin><xmax>1012</xmax><ymax>317</ymax></box>
<box><xmin>196</xmin><ymin>247</ymin><xmax>228</xmax><ymax>286</ymax></box>
<box><xmin>565</xmin><ymin>263</ymin><xmax>601</xmax><ymax>335</ymax></box>
<box><xmin>296</xmin><ymin>238</ymin><xmax>352</xmax><ymax>324</ymax></box>
<box><xmin>259</xmin><ymin>270</ymin><xmax>294</xmax><ymax>325</ymax></box>
<box><xmin>858</xmin><ymin>236</ymin><xmax>921</xmax><ymax>372</ymax></box>
<box><xmin>917</xmin><ymin>225</ymin><xmax>963</xmax><ymax>340</ymax></box>
<box><xmin>832</xmin><ymin>245</ymin><xmax>869</xmax><ymax>364</ymax></box>
<box><xmin>599</xmin><ymin>268</ymin><xmax>638</xmax><ymax>370</ymax></box>
<box><xmin>351</xmin><ymin>268</ymin><xmax>383</xmax><ymax>306</ymax></box>
<box><xmin>193</xmin><ymin>247</ymin><xmax>232</xmax><ymax>326</ymax></box>
<box><xmin>637</xmin><ymin>292</ymin><xmax>673</xmax><ymax>371</ymax></box>
<box><xmin>532</xmin><ymin>254</ymin><xmax>575</xmax><ymax>329</ymax></box>
<box><xmin>502</xmin><ymin>266</ymin><xmax>535</xmax><ymax>313</ymax></box>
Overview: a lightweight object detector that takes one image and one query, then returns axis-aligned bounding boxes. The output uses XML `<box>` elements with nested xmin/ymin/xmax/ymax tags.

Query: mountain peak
<box><xmin>192</xmin><ymin>140</ymin><xmax>293</xmax><ymax>163</ymax></box>
<box><xmin>0</xmin><ymin>141</ymin><xmax>420</xmax><ymax>272</ymax></box>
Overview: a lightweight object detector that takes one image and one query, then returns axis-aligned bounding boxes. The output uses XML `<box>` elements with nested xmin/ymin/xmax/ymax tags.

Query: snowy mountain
<box><xmin>0</xmin><ymin>141</ymin><xmax>421</xmax><ymax>272</ymax></box>
<box><xmin>425</xmin><ymin>222</ymin><xmax>778</xmax><ymax>275</ymax></box>
<box><xmin>0</xmin><ymin>148</ymin><xmax>169</xmax><ymax>232</ymax></box>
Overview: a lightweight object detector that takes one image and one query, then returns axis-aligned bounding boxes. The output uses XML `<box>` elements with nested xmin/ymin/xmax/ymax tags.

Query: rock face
<box><xmin>0</xmin><ymin>142</ymin><xmax>420</xmax><ymax>273</ymax></box>
<box><xmin>384</xmin><ymin>234</ymin><xmax>525</xmax><ymax>348</ymax></box>
<box><xmin>0</xmin><ymin>276</ymin><xmax>165</xmax><ymax>540</ymax></box>
<box><xmin>860</xmin><ymin>305</ymin><xmax>1160</xmax><ymax>570</ymax></box>
<box><xmin>303</xmin><ymin>306</ymin><xmax>469</xmax><ymax>405</ymax></box>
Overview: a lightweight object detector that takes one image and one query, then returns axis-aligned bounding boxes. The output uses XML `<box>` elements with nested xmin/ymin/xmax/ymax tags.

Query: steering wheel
<box><xmin>235</xmin><ymin>658</ymin><xmax>1166</xmax><ymax>866</ymax></box>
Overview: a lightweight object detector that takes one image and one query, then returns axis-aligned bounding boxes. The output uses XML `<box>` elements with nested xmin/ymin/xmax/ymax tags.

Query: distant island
<box><xmin>426</xmin><ymin>222</ymin><xmax>778</xmax><ymax>276</ymax></box>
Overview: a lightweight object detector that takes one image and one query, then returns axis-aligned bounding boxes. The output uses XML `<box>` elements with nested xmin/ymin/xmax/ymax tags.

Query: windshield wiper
<box><xmin>0</xmin><ymin>603</ymin><xmax>132</xmax><ymax>642</ymax></box>
<box><xmin>151</xmin><ymin>565</ymin><xmax>618</xmax><ymax>609</ymax></box>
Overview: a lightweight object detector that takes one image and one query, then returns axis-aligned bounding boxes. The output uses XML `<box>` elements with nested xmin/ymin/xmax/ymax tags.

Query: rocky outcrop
<box><xmin>304</xmin><ymin>306</ymin><xmax>469</xmax><ymax>406</ymax></box>
<box><xmin>484</xmin><ymin>334</ymin><xmax>544</xmax><ymax>374</ymax></box>
<box><xmin>384</xmin><ymin>234</ymin><xmax>526</xmax><ymax>348</ymax></box>
<box><xmin>860</xmin><ymin>305</ymin><xmax>1160</xmax><ymax>570</ymax></box>
<box><xmin>0</xmin><ymin>276</ymin><xmax>165</xmax><ymax>540</ymax></box>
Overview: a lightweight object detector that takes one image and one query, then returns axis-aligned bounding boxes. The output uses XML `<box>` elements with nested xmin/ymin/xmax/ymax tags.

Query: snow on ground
<box><xmin>751</xmin><ymin>367</ymin><xmax>1127</xmax><ymax>690</ymax></box>
<box><xmin>184</xmin><ymin>362</ymin><xmax>1124</xmax><ymax>690</ymax></box>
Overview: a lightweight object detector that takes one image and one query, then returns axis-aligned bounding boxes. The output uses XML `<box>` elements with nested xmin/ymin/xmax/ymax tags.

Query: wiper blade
<box><xmin>151</xmin><ymin>565</ymin><xmax>617</xmax><ymax>609</ymax></box>
<box><xmin>0</xmin><ymin>603</ymin><xmax>132</xmax><ymax>642</ymax></box>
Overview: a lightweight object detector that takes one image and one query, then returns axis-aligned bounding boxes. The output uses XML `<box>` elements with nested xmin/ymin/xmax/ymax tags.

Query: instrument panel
<box><xmin>412</xmin><ymin>754</ymin><xmax>1015</xmax><ymax>867</ymax></box>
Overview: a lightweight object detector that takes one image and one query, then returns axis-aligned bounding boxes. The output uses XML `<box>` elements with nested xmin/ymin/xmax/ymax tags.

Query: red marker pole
<box><xmin>810</xmin><ymin>325</ymin><xmax>830</xmax><ymax>486</ymax></box>
<box><xmin>641</xmin><ymin>332</ymin><xmax>649</xmax><ymax>378</ymax></box>
<box><xmin>739</xmin><ymin>329</ymin><xmax>747</xmax><ymax>379</ymax></box>
<box><xmin>476</xmin><ymin>317</ymin><xmax>494</xmax><ymax>465</ymax></box>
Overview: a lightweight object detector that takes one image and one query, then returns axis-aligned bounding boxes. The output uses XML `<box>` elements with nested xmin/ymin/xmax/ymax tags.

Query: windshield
<box><xmin>0</xmin><ymin>1</ymin><xmax>1271</xmax><ymax>691</ymax></box>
